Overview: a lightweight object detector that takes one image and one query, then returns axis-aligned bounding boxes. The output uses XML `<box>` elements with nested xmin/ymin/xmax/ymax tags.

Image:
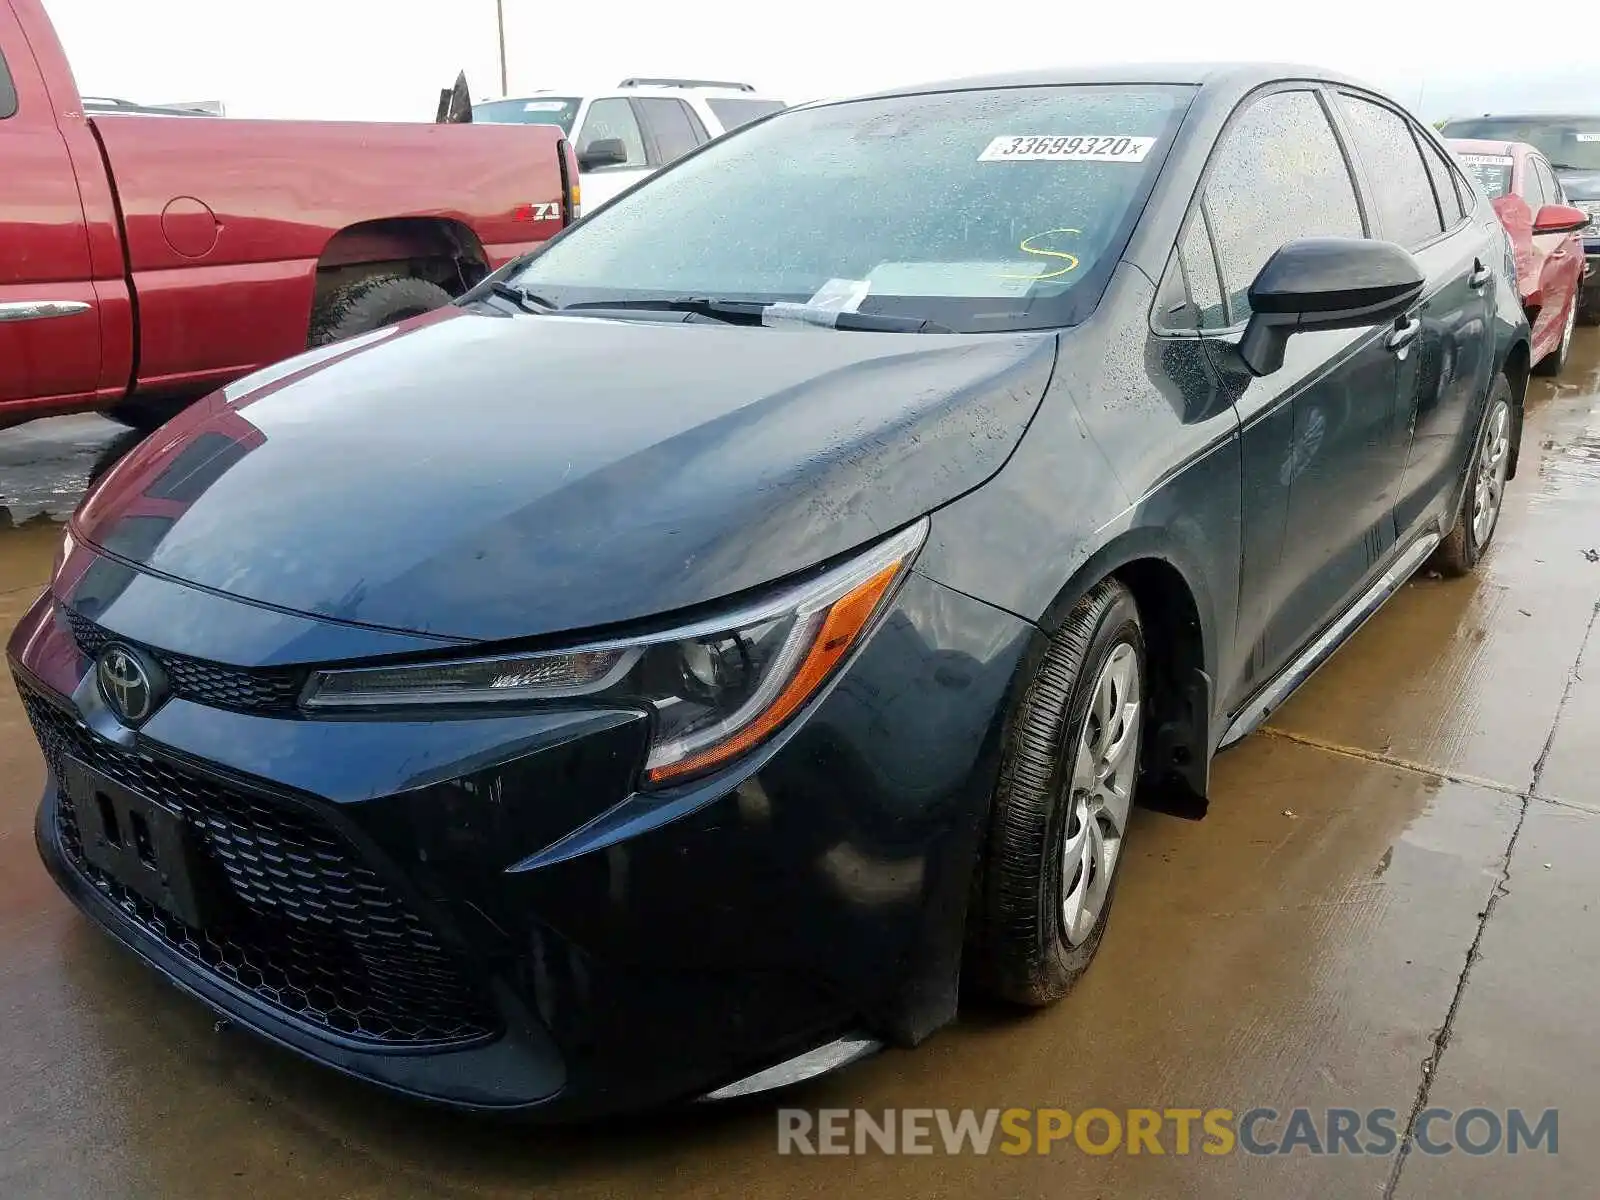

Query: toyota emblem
<box><xmin>96</xmin><ymin>644</ymin><xmax>163</xmax><ymax>725</ymax></box>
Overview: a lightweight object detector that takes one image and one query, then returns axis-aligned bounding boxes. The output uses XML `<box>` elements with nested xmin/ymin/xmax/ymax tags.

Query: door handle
<box><xmin>0</xmin><ymin>300</ymin><xmax>92</xmax><ymax>323</ymax></box>
<box><xmin>1386</xmin><ymin>315</ymin><xmax>1422</xmax><ymax>353</ymax></box>
<box><xmin>1468</xmin><ymin>260</ymin><xmax>1493</xmax><ymax>290</ymax></box>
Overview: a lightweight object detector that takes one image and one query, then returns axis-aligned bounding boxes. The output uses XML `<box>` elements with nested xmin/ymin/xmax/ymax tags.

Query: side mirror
<box><xmin>1238</xmin><ymin>237</ymin><xmax>1425</xmax><ymax>377</ymax></box>
<box><xmin>578</xmin><ymin>137</ymin><xmax>629</xmax><ymax>170</ymax></box>
<box><xmin>1533</xmin><ymin>202</ymin><xmax>1590</xmax><ymax>236</ymax></box>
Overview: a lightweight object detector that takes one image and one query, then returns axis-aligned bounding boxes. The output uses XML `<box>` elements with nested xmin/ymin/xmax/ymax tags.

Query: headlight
<box><xmin>301</xmin><ymin>519</ymin><xmax>929</xmax><ymax>785</ymax></box>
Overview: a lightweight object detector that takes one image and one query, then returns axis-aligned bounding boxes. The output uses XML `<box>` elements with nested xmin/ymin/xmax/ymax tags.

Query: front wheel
<box><xmin>966</xmin><ymin>578</ymin><xmax>1145</xmax><ymax>1007</ymax></box>
<box><xmin>1430</xmin><ymin>375</ymin><xmax>1513</xmax><ymax>577</ymax></box>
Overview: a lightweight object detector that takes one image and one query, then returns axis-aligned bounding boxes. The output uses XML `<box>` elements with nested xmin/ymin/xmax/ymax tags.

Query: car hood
<box><xmin>75</xmin><ymin>307</ymin><xmax>1056</xmax><ymax>643</ymax></box>
<box><xmin>1553</xmin><ymin>167</ymin><xmax>1600</xmax><ymax>201</ymax></box>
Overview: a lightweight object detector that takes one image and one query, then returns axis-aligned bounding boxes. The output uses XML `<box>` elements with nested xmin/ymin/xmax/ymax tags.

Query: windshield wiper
<box><xmin>559</xmin><ymin>297</ymin><xmax>761</xmax><ymax>324</ymax></box>
<box><xmin>486</xmin><ymin>280</ymin><xmax>555</xmax><ymax>313</ymax></box>
<box><xmin>559</xmin><ymin>296</ymin><xmax>953</xmax><ymax>332</ymax></box>
<box><xmin>1549</xmin><ymin>162</ymin><xmax>1584</xmax><ymax>171</ymax></box>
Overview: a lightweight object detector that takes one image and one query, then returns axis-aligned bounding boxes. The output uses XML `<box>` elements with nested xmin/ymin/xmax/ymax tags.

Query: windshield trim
<box><xmin>495</xmin><ymin>82</ymin><xmax>1200</xmax><ymax>335</ymax></box>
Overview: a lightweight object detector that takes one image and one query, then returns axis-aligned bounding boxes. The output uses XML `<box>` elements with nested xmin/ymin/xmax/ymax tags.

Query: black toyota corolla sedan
<box><xmin>9</xmin><ymin>63</ymin><xmax>1528</xmax><ymax>1118</ymax></box>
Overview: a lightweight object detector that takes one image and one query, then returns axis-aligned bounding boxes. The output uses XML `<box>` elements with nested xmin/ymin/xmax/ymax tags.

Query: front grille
<box><xmin>20</xmin><ymin>681</ymin><xmax>499</xmax><ymax>1048</ymax></box>
<box><xmin>61</xmin><ymin>606</ymin><xmax>305</xmax><ymax>715</ymax></box>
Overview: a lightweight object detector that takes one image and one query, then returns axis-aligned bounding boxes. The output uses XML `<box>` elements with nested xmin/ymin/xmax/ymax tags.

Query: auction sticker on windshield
<box><xmin>979</xmin><ymin>135</ymin><xmax>1155</xmax><ymax>162</ymax></box>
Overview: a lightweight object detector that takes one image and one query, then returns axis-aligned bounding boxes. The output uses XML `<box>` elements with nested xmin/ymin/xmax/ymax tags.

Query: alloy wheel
<box><xmin>1471</xmin><ymin>399</ymin><xmax>1512</xmax><ymax>548</ymax></box>
<box><xmin>1060</xmin><ymin>641</ymin><xmax>1141</xmax><ymax>947</ymax></box>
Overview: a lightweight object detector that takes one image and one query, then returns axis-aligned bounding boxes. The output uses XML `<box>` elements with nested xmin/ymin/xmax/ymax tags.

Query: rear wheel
<box><xmin>967</xmin><ymin>578</ymin><xmax>1145</xmax><ymax>1007</ymax></box>
<box><xmin>1430</xmin><ymin>375</ymin><xmax>1513</xmax><ymax>577</ymax></box>
<box><xmin>308</xmin><ymin>275</ymin><xmax>453</xmax><ymax>347</ymax></box>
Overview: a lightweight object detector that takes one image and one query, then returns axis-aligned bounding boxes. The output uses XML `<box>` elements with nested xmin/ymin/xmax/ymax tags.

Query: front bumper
<box><xmin>9</xmin><ymin>551</ymin><xmax>1035</xmax><ymax>1117</ymax></box>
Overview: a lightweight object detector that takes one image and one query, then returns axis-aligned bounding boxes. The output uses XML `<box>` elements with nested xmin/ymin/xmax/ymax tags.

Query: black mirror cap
<box><xmin>1249</xmin><ymin>237</ymin><xmax>1424</xmax><ymax>319</ymax></box>
<box><xmin>1238</xmin><ymin>237</ymin><xmax>1425</xmax><ymax>377</ymax></box>
<box><xmin>578</xmin><ymin>137</ymin><xmax>629</xmax><ymax>169</ymax></box>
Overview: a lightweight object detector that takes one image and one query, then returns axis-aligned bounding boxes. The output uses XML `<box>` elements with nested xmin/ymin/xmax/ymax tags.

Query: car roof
<box><xmin>851</xmin><ymin>61</ymin><xmax>1371</xmax><ymax>100</ymax></box>
<box><xmin>1445</xmin><ymin>137</ymin><xmax>1533</xmax><ymax>159</ymax></box>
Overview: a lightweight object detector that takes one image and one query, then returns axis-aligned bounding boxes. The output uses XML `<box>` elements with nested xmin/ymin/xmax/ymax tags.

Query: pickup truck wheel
<box><xmin>309</xmin><ymin>275</ymin><xmax>453</xmax><ymax>346</ymax></box>
<box><xmin>966</xmin><ymin>578</ymin><xmax>1145</xmax><ymax>1007</ymax></box>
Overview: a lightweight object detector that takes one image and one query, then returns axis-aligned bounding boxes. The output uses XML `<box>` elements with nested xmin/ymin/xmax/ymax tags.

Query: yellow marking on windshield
<box><xmin>1000</xmin><ymin>228</ymin><xmax>1082</xmax><ymax>281</ymax></box>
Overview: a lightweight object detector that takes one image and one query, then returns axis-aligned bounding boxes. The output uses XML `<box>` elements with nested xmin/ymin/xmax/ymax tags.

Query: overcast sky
<box><xmin>39</xmin><ymin>0</ymin><xmax>1600</xmax><ymax>123</ymax></box>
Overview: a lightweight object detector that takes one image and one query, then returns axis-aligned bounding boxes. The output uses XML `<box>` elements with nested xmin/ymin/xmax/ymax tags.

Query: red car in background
<box><xmin>1447</xmin><ymin>138</ymin><xmax>1591</xmax><ymax>375</ymax></box>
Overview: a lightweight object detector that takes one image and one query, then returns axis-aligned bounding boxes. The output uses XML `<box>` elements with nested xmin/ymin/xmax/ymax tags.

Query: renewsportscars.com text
<box><xmin>777</xmin><ymin>1107</ymin><xmax>1559</xmax><ymax>1157</ymax></box>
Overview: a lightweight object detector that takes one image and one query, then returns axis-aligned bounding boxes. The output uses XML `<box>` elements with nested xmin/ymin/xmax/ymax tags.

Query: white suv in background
<box><xmin>473</xmin><ymin>78</ymin><xmax>787</xmax><ymax>210</ymax></box>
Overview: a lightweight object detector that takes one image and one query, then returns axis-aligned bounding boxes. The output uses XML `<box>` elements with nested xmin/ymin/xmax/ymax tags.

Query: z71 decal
<box><xmin>514</xmin><ymin>201</ymin><xmax>563</xmax><ymax>222</ymax></box>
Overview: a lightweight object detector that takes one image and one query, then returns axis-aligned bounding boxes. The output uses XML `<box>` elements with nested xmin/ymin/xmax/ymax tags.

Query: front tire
<box><xmin>967</xmin><ymin>578</ymin><xmax>1145</xmax><ymax>1007</ymax></box>
<box><xmin>1430</xmin><ymin>375</ymin><xmax>1513</xmax><ymax>577</ymax></box>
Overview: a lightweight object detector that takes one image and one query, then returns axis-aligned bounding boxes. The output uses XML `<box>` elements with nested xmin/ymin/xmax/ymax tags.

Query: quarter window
<box><xmin>1337</xmin><ymin>94</ymin><xmax>1443</xmax><ymax>248</ymax></box>
<box><xmin>1418</xmin><ymin>134</ymin><xmax>1467</xmax><ymax>225</ymax></box>
<box><xmin>576</xmin><ymin>98</ymin><xmax>647</xmax><ymax>169</ymax></box>
<box><xmin>1158</xmin><ymin>208</ymin><xmax>1228</xmax><ymax>332</ymax></box>
<box><xmin>1204</xmin><ymin>89</ymin><xmax>1363</xmax><ymax>323</ymax></box>
<box><xmin>633</xmin><ymin>97</ymin><xmax>706</xmax><ymax>164</ymax></box>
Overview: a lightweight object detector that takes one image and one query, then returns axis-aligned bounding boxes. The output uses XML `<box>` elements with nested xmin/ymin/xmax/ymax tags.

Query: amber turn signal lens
<box><xmin>644</xmin><ymin>557</ymin><xmax>905</xmax><ymax>784</ymax></box>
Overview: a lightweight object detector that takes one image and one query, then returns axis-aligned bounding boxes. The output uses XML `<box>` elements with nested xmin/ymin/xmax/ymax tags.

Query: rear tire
<box><xmin>1429</xmin><ymin>375</ymin><xmax>1513</xmax><ymax>577</ymax></box>
<box><xmin>308</xmin><ymin>275</ymin><xmax>453</xmax><ymax>347</ymax></box>
<box><xmin>966</xmin><ymin>578</ymin><xmax>1145</xmax><ymax>1007</ymax></box>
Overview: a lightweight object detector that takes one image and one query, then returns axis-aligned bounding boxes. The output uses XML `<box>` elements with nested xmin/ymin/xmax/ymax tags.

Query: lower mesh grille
<box><xmin>19</xmin><ymin>680</ymin><xmax>499</xmax><ymax>1048</ymax></box>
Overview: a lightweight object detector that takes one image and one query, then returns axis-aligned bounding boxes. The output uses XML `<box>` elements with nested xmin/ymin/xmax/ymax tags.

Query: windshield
<box><xmin>1441</xmin><ymin>116</ymin><xmax>1600</xmax><ymax>171</ymax></box>
<box><xmin>1452</xmin><ymin>150</ymin><xmax>1514</xmax><ymax>198</ymax></box>
<box><xmin>471</xmin><ymin>96</ymin><xmax>581</xmax><ymax>134</ymax></box>
<box><xmin>507</xmin><ymin>84</ymin><xmax>1194</xmax><ymax>333</ymax></box>
<box><xmin>706</xmin><ymin>97</ymin><xmax>786</xmax><ymax>131</ymax></box>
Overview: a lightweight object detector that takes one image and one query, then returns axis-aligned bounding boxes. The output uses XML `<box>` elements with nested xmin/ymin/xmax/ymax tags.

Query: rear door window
<box><xmin>632</xmin><ymin>97</ymin><xmax>707</xmax><ymax>164</ymax></box>
<box><xmin>1336</xmin><ymin>94</ymin><xmax>1443</xmax><ymax>248</ymax></box>
<box><xmin>576</xmin><ymin>98</ymin><xmax>648</xmax><ymax>168</ymax></box>
<box><xmin>1203</xmin><ymin>89</ymin><xmax>1364</xmax><ymax>322</ymax></box>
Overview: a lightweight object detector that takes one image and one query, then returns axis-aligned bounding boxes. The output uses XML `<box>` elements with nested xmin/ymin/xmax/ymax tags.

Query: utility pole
<box><xmin>496</xmin><ymin>0</ymin><xmax>508</xmax><ymax>95</ymax></box>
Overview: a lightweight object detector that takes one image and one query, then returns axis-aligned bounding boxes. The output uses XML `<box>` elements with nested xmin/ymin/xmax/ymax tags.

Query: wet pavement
<box><xmin>1</xmin><ymin>347</ymin><xmax>1598</xmax><ymax>1197</ymax></box>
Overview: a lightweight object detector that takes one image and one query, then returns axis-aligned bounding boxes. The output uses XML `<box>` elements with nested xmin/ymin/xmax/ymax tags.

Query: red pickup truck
<box><xmin>0</xmin><ymin>0</ymin><xmax>577</xmax><ymax>430</ymax></box>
